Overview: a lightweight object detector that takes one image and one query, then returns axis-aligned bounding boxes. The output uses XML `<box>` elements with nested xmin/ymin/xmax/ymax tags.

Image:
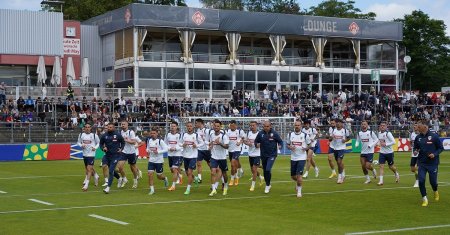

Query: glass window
<box><xmin>210</xmin><ymin>35</ymin><xmax>227</xmax><ymax>54</ymax></box>
<box><xmin>190</xmin><ymin>68</ymin><xmax>209</xmax><ymax>81</ymax></box>
<box><xmin>280</xmin><ymin>71</ymin><xmax>299</xmax><ymax>83</ymax></box>
<box><xmin>301</xmin><ymin>72</ymin><xmax>319</xmax><ymax>83</ymax></box>
<box><xmin>139</xmin><ymin>67</ymin><xmax>161</xmax><ymax>79</ymax></box>
<box><xmin>189</xmin><ymin>81</ymin><xmax>209</xmax><ymax>90</ymax></box>
<box><xmin>212</xmin><ymin>69</ymin><xmax>232</xmax><ymax>89</ymax></box>
<box><xmin>167</xmin><ymin>80</ymin><xmax>185</xmax><ymax>89</ymax></box>
<box><xmin>361</xmin><ymin>74</ymin><xmax>372</xmax><ymax>84</ymax></box>
<box><xmin>381</xmin><ymin>75</ymin><xmax>396</xmax><ymax>85</ymax></box>
<box><xmin>212</xmin><ymin>81</ymin><xmax>232</xmax><ymax>90</ymax></box>
<box><xmin>191</xmin><ymin>34</ymin><xmax>209</xmax><ymax>54</ymax></box>
<box><xmin>140</xmin><ymin>79</ymin><xmax>162</xmax><ymax>89</ymax></box>
<box><xmin>322</xmin><ymin>73</ymin><xmax>339</xmax><ymax>83</ymax></box>
<box><xmin>166</xmin><ymin>68</ymin><xmax>185</xmax><ymax>80</ymax></box>
<box><xmin>236</xmin><ymin>69</ymin><xmax>255</xmax><ymax>82</ymax></box>
<box><xmin>165</xmin><ymin>33</ymin><xmax>181</xmax><ymax>52</ymax></box>
<box><xmin>341</xmin><ymin>73</ymin><xmax>357</xmax><ymax>84</ymax></box>
<box><xmin>257</xmin><ymin>70</ymin><xmax>277</xmax><ymax>82</ymax></box>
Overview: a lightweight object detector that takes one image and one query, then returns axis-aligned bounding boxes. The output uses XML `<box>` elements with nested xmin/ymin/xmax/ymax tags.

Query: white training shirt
<box><xmin>146</xmin><ymin>138</ymin><xmax>168</xmax><ymax>163</ymax></box>
<box><xmin>165</xmin><ymin>132</ymin><xmax>183</xmax><ymax>157</ymax></box>
<box><xmin>286</xmin><ymin>131</ymin><xmax>310</xmax><ymax>161</ymax></box>
<box><xmin>181</xmin><ymin>132</ymin><xmax>204</xmax><ymax>159</ymax></box>
<box><xmin>302</xmin><ymin>127</ymin><xmax>318</xmax><ymax>146</ymax></box>
<box><xmin>135</xmin><ymin>136</ymin><xmax>142</xmax><ymax>156</ymax></box>
<box><xmin>77</xmin><ymin>132</ymin><xmax>100</xmax><ymax>157</ymax></box>
<box><xmin>121</xmin><ymin>129</ymin><xmax>137</xmax><ymax>154</ymax></box>
<box><xmin>246</xmin><ymin>131</ymin><xmax>260</xmax><ymax>157</ymax></box>
<box><xmin>378</xmin><ymin>131</ymin><xmax>395</xmax><ymax>154</ymax></box>
<box><xmin>226</xmin><ymin>129</ymin><xmax>245</xmax><ymax>153</ymax></box>
<box><xmin>357</xmin><ymin>130</ymin><xmax>378</xmax><ymax>154</ymax></box>
<box><xmin>328</xmin><ymin>126</ymin><xmax>336</xmax><ymax>149</ymax></box>
<box><xmin>209</xmin><ymin>131</ymin><xmax>230</xmax><ymax>160</ymax></box>
<box><xmin>196</xmin><ymin>128</ymin><xmax>211</xmax><ymax>151</ymax></box>
<box><xmin>332</xmin><ymin>128</ymin><xmax>350</xmax><ymax>150</ymax></box>
<box><xmin>410</xmin><ymin>132</ymin><xmax>418</xmax><ymax>157</ymax></box>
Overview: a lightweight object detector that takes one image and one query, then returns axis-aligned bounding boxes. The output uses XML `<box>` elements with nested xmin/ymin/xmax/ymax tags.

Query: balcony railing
<box><xmin>141</xmin><ymin>51</ymin><xmax>397</xmax><ymax>69</ymax></box>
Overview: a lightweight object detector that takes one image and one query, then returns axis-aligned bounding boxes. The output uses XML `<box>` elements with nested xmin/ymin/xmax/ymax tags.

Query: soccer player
<box><xmin>208</xmin><ymin>119</ymin><xmax>230</xmax><ymax>196</ymax></box>
<box><xmin>410</xmin><ymin>123</ymin><xmax>420</xmax><ymax>187</ymax></box>
<box><xmin>146</xmin><ymin>128</ymin><xmax>169</xmax><ymax>195</ymax></box>
<box><xmin>331</xmin><ymin>119</ymin><xmax>350</xmax><ymax>184</ymax></box>
<box><xmin>244</xmin><ymin>120</ymin><xmax>264</xmax><ymax>191</ymax></box>
<box><xmin>195</xmin><ymin>118</ymin><xmax>211</xmax><ymax>183</ymax></box>
<box><xmin>302</xmin><ymin>120</ymin><xmax>319</xmax><ymax>178</ymax></box>
<box><xmin>286</xmin><ymin>120</ymin><xmax>310</xmax><ymax>198</ymax></box>
<box><xmin>226</xmin><ymin>120</ymin><xmax>245</xmax><ymax>186</ymax></box>
<box><xmin>77</xmin><ymin>123</ymin><xmax>100</xmax><ymax>191</ymax></box>
<box><xmin>99</xmin><ymin>123</ymin><xmax>125</xmax><ymax>194</ymax></box>
<box><xmin>255</xmin><ymin>121</ymin><xmax>283</xmax><ymax>193</ymax></box>
<box><xmin>180</xmin><ymin>122</ymin><xmax>204</xmax><ymax>195</ymax></box>
<box><xmin>356</xmin><ymin>120</ymin><xmax>378</xmax><ymax>184</ymax></box>
<box><xmin>376</xmin><ymin>121</ymin><xmax>400</xmax><ymax>186</ymax></box>
<box><xmin>166</xmin><ymin>121</ymin><xmax>183</xmax><ymax>191</ymax></box>
<box><xmin>327</xmin><ymin>119</ymin><xmax>337</xmax><ymax>178</ymax></box>
<box><xmin>117</xmin><ymin>121</ymin><xmax>140</xmax><ymax>188</ymax></box>
<box><xmin>413</xmin><ymin>120</ymin><xmax>444</xmax><ymax>206</ymax></box>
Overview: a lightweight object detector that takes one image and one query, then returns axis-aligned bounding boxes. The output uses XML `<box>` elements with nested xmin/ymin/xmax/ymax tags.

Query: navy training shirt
<box><xmin>413</xmin><ymin>130</ymin><xmax>444</xmax><ymax>165</ymax></box>
<box><xmin>254</xmin><ymin>128</ymin><xmax>283</xmax><ymax>158</ymax></box>
<box><xmin>100</xmin><ymin>130</ymin><xmax>125</xmax><ymax>156</ymax></box>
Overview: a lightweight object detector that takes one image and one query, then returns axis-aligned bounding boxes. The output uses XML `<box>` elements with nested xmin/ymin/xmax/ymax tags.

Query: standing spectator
<box><xmin>0</xmin><ymin>82</ymin><xmax>6</xmax><ymax>106</ymax></box>
<box><xmin>263</xmin><ymin>86</ymin><xmax>270</xmax><ymax>100</ymax></box>
<box><xmin>66</xmin><ymin>84</ymin><xmax>74</xmax><ymax>100</ymax></box>
<box><xmin>231</xmin><ymin>87</ymin><xmax>239</xmax><ymax>103</ymax></box>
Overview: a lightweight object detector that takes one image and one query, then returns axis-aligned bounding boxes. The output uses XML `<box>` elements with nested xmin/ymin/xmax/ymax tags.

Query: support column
<box><xmin>395</xmin><ymin>43</ymin><xmax>399</xmax><ymax>91</ymax></box>
<box><xmin>209</xmin><ymin>68</ymin><xmax>213</xmax><ymax>100</ymax></box>
<box><xmin>133</xmin><ymin>27</ymin><xmax>139</xmax><ymax>97</ymax></box>
<box><xmin>318</xmin><ymin>72</ymin><xmax>323</xmax><ymax>94</ymax></box>
<box><xmin>185</xmin><ymin>67</ymin><xmax>190</xmax><ymax>98</ymax></box>
<box><xmin>312</xmin><ymin>37</ymin><xmax>328</xmax><ymax>68</ymax></box>
<box><xmin>358</xmin><ymin>73</ymin><xmax>362</xmax><ymax>94</ymax></box>
<box><xmin>269</xmin><ymin>35</ymin><xmax>287</xmax><ymax>66</ymax></box>
<box><xmin>232</xmin><ymin>69</ymin><xmax>236</xmax><ymax>89</ymax></box>
<box><xmin>225</xmin><ymin>32</ymin><xmax>241</xmax><ymax>64</ymax></box>
<box><xmin>161</xmin><ymin>67</ymin><xmax>164</xmax><ymax>98</ymax></box>
<box><xmin>351</xmin><ymin>39</ymin><xmax>361</xmax><ymax>70</ymax></box>
<box><xmin>339</xmin><ymin>73</ymin><xmax>342</xmax><ymax>90</ymax></box>
<box><xmin>178</xmin><ymin>29</ymin><xmax>196</xmax><ymax>64</ymax></box>
<box><xmin>276</xmin><ymin>71</ymin><xmax>281</xmax><ymax>90</ymax></box>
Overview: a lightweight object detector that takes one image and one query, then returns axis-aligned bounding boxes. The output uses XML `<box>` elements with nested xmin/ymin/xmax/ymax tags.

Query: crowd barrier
<box><xmin>1</xmin><ymin>138</ymin><xmax>449</xmax><ymax>161</ymax></box>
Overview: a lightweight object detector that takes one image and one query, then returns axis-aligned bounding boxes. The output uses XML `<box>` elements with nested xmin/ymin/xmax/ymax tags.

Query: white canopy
<box><xmin>51</xmin><ymin>56</ymin><xmax>61</xmax><ymax>86</ymax></box>
<box><xmin>66</xmin><ymin>57</ymin><xmax>75</xmax><ymax>86</ymax></box>
<box><xmin>80</xmin><ymin>57</ymin><xmax>89</xmax><ymax>86</ymax></box>
<box><xmin>36</xmin><ymin>56</ymin><xmax>47</xmax><ymax>85</ymax></box>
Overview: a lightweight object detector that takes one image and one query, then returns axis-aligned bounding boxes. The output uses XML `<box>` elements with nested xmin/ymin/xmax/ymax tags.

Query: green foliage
<box><xmin>397</xmin><ymin>10</ymin><xmax>450</xmax><ymax>91</ymax></box>
<box><xmin>200</xmin><ymin>0</ymin><xmax>244</xmax><ymax>10</ymax></box>
<box><xmin>307</xmin><ymin>0</ymin><xmax>376</xmax><ymax>20</ymax></box>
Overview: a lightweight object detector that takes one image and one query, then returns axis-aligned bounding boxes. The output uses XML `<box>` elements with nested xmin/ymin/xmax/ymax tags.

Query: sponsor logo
<box><xmin>168</xmin><ymin>141</ymin><xmax>178</xmax><ymax>145</ymax></box>
<box><xmin>349</xmin><ymin>22</ymin><xmax>359</xmax><ymax>35</ymax></box>
<box><xmin>229</xmin><ymin>137</ymin><xmax>238</xmax><ymax>140</ymax></box>
<box><xmin>361</xmin><ymin>139</ymin><xmax>369</xmax><ymax>142</ymax></box>
<box><xmin>192</xmin><ymin>11</ymin><xmax>205</xmax><ymax>26</ymax></box>
<box><xmin>83</xmin><ymin>140</ymin><xmax>92</xmax><ymax>144</ymax></box>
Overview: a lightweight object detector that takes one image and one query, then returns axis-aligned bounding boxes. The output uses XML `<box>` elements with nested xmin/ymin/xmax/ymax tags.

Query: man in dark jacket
<box><xmin>254</xmin><ymin>121</ymin><xmax>283</xmax><ymax>194</ymax></box>
<box><xmin>100</xmin><ymin>123</ymin><xmax>125</xmax><ymax>194</ymax></box>
<box><xmin>413</xmin><ymin>120</ymin><xmax>444</xmax><ymax>206</ymax></box>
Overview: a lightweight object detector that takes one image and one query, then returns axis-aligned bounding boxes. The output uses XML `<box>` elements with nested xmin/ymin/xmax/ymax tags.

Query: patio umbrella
<box><xmin>51</xmin><ymin>56</ymin><xmax>61</xmax><ymax>86</ymax></box>
<box><xmin>36</xmin><ymin>56</ymin><xmax>47</xmax><ymax>85</ymax></box>
<box><xmin>66</xmin><ymin>57</ymin><xmax>75</xmax><ymax>86</ymax></box>
<box><xmin>80</xmin><ymin>57</ymin><xmax>89</xmax><ymax>86</ymax></box>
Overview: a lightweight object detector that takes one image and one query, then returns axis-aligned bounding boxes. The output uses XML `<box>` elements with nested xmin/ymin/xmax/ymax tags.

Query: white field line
<box><xmin>88</xmin><ymin>214</ymin><xmax>129</xmax><ymax>225</ymax></box>
<box><xmin>0</xmin><ymin>196</ymin><xmax>269</xmax><ymax>214</ymax></box>
<box><xmin>0</xmin><ymin>175</ymin><xmax>81</xmax><ymax>180</ymax></box>
<box><xmin>0</xmin><ymin>190</ymin><xmax>7</xmax><ymax>194</ymax></box>
<box><xmin>28</xmin><ymin>199</ymin><xmax>54</xmax><ymax>206</ymax></box>
<box><xmin>345</xmin><ymin>224</ymin><xmax>450</xmax><ymax>234</ymax></box>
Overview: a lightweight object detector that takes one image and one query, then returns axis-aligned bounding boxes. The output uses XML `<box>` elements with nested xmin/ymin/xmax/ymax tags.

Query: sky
<box><xmin>1</xmin><ymin>0</ymin><xmax>449</xmax><ymax>35</ymax></box>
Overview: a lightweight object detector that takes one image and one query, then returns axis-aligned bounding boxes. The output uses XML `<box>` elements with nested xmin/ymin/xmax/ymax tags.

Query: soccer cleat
<box><xmin>132</xmin><ymin>179</ymin><xmax>138</xmax><ymax>189</ymax></box>
<box><xmin>164</xmin><ymin>178</ymin><xmax>169</xmax><ymax>188</ymax></box>
<box><xmin>302</xmin><ymin>172</ymin><xmax>309</xmax><ymax>179</ymax></box>
<box><xmin>413</xmin><ymin>181</ymin><xmax>419</xmax><ymax>188</ymax></box>
<box><xmin>297</xmin><ymin>192</ymin><xmax>302</xmax><ymax>198</ymax></box>
<box><xmin>372</xmin><ymin>169</ymin><xmax>377</xmax><ymax>179</ymax></box>
<box><xmin>337</xmin><ymin>176</ymin><xmax>342</xmax><ymax>184</ymax></box>
<box><xmin>209</xmin><ymin>189</ymin><xmax>217</xmax><ymax>197</ymax></box>
<box><xmin>138</xmin><ymin>170</ymin><xmax>143</xmax><ymax>179</ymax></box>
<box><xmin>422</xmin><ymin>199</ymin><xmax>428</xmax><ymax>207</ymax></box>
<box><xmin>194</xmin><ymin>177</ymin><xmax>199</xmax><ymax>187</ymax></box>
<box><xmin>234</xmin><ymin>178</ymin><xmax>239</xmax><ymax>186</ymax></box>
<box><xmin>184</xmin><ymin>189</ymin><xmax>190</xmax><ymax>195</ymax></box>
<box><xmin>435</xmin><ymin>191</ymin><xmax>440</xmax><ymax>201</ymax></box>
<box><xmin>315</xmin><ymin>168</ymin><xmax>320</xmax><ymax>178</ymax></box>
<box><xmin>103</xmin><ymin>187</ymin><xmax>110</xmax><ymax>194</ymax></box>
<box><xmin>148</xmin><ymin>190</ymin><xmax>155</xmax><ymax>195</ymax></box>
<box><xmin>377</xmin><ymin>181</ymin><xmax>384</xmax><ymax>186</ymax></box>
<box><xmin>102</xmin><ymin>182</ymin><xmax>108</xmax><ymax>187</ymax></box>
<box><xmin>120</xmin><ymin>178</ymin><xmax>128</xmax><ymax>188</ymax></box>
<box><xmin>264</xmin><ymin>185</ymin><xmax>271</xmax><ymax>194</ymax></box>
<box><xmin>249</xmin><ymin>185</ymin><xmax>255</xmax><ymax>192</ymax></box>
<box><xmin>395</xmin><ymin>174</ymin><xmax>400</xmax><ymax>183</ymax></box>
<box><xmin>228</xmin><ymin>179</ymin><xmax>235</xmax><ymax>186</ymax></box>
<box><xmin>328</xmin><ymin>172</ymin><xmax>337</xmax><ymax>179</ymax></box>
<box><xmin>82</xmin><ymin>185</ymin><xmax>88</xmax><ymax>192</ymax></box>
<box><xmin>223</xmin><ymin>187</ymin><xmax>228</xmax><ymax>196</ymax></box>
<box><xmin>168</xmin><ymin>186</ymin><xmax>176</xmax><ymax>191</ymax></box>
<box><xmin>94</xmin><ymin>175</ymin><xmax>99</xmax><ymax>187</ymax></box>
<box><xmin>117</xmin><ymin>178</ymin><xmax>123</xmax><ymax>188</ymax></box>
<box><xmin>364</xmin><ymin>179</ymin><xmax>371</xmax><ymax>184</ymax></box>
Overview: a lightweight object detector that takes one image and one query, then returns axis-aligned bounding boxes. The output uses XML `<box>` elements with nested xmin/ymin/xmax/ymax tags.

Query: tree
<box><xmin>397</xmin><ymin>10</ymin><xmax>450</xmax><ymax>91</ymax></box>
<box><xmin>200</xmin><ymin>0</ymin><xmax>244</xmax><ymax>10</ymax></box>
<box><xmin>307</xmin><ymin>0</ymin><xmax>376</xmax><ymax>20</ymax></box>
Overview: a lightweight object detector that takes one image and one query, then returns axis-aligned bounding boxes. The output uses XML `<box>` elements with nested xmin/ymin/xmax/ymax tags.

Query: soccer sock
<box><xmin>214</xmin><ymin>182</ymin><xmax>219</xmax><ymax>189</ymax></box>
<box><xmin>198</xmin><ymin>174</ymin><xmax>202</xmax><ymax>180</ymax></box>
<box><xmin>221</xmin><ymin>176</ymin><xmax>225</xmax><ymax>183</ymax></box>
<box><xmin>297</xmin><ymin>186</ymin><xmax>302</xmax><ymax>194</ymax></box>
<box><xmin>211</xmin><ymin>184</ymin><xmax>216</xmax><ymax>190</ymax></box>
<box><xmin>84</xmin><ymin>175</ymin><xmax>88</xmax><ymax>182</ymax></box>
<box><xmin>332</xmin><ymin>169</ymin><xmax>336</xmax><ymax>173</ymax></box>
<box><xmin>94</xmin><ymin>173</ymin><xmax>99</xmax><ymax>178</ymax></box>
<box><xmin>259</xmin><ymin>175</ymin><xmax>264</xmax><ymax>180</ymax></box>
<box><xmin>304</xmin><ymin>171</ymin><xmax>309</xmax><ymax>175</ymax></box>
<box><xmin>84</xmin><ymin>179</ymin><xmax>89</xmax><ymax>186</ymax></box>
<box><xmin>251</xmin><ymin>181</ymin><xmax>255</xmax><ymax>187</ymax></box>
<box><xmin>235</xmin><ymin>173</ymin><xmax>239</xmax><ymax>179</ymax></box>
<box><xmin>231</xmin><ymin>175</ymin><xmax>236</xmax><ymax>180</ymax></box>
<box><xmin>423</xmin><ymin>196</ymin><xmax>428</xmax><ymax>201</ymax></box>
<box><xmin>150</xmin><ymin>186</ymin><xmax>154</xmax><ymax>192</ymax></box>
<box><xmin>104</xmin><ymin>178</ymin><xmax>108</xmax><ymax>183</ymax></box>
<box><xmin>342</xmin><ymin>170</ymin><xmax>346</xmax><ymax>178</ymax></box>
<box><xmin>379</xmin><ymin>176</ymin><xmax>384</xmax><ymax>182</ymax></box>
<box><xmin>315</xmin><ymin>167</ymin><xmax>319</xmax><ymax>171</ymax></box>
<box><xmin>172</xmin><ymin>182</ymin><xmax>176</xmax><ymax>187</ymax></box>
<box><xmin>365</xmin><ymin>174</ymin><xmax>370</xmax><ymax>180</ymax></box>
<box><xmin>123</xmin><ymin>177</ymin><xmax>127</xmax><ymax>181</ymax></box>
<box><xmin>187</xmin><ymin>185</ymin><xmax>191</xmax><ymax>190</ymax></box>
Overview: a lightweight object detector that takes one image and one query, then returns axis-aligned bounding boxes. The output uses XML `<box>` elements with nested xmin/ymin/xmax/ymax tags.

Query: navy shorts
<box><xmin>360</xmin><ymin>153</ymin><xmax>374</xmax><ymax>163</ymax></box>
<box><xmin>248</xmin><ymin>156</ymin><xmax>261</xmax><ymax>167</ymax></box>
<box><xmin>197</xmin><ymin>150</ymin><xmax>211</xmax><ymax>162</ymax></box>
<box><xmin>168</xmin><ymin>156</ymin><xmax>183</xmax><ymax>168</ymax></box>
<box><xmin>148</xmin><ymin>162</ymin><xmax>164</xmax><ymax>174</ymax></box>
<box><xmin>410</xmin><ymin>157</ymin><xmax>418</xmax><ymax>167</ymax></box>
<box><xmin>102</xmin><ymin>154</ymin><xmax>120</xmax><ymax>166</ymax></box>
<box><xmin>328</xmin><ymin>147</ymin><xmax>334</xmax><ymax>154</ymax></box>
<box><xmin>379</xmin><ymin>153</ymin><xmax>394</xmax><ymax>166</ymax></box>
<box><xmin>183</xmin><ymin>158</ymin><xmax>197</xmax><ymax>172</ymax></box>
<box><xmin>83</xmin><ymin>156</ymin><xmax>95</xmax><ymax>166</ymax></box>
<box><xmin>333</xmin><ymin>150</ymin><xmax>346</xmax><ymax>160</ymax></box>
<box><xmin>210</xmin><ymin>158</ymin><xmax>228</xmax><ymax>172</ymax></box>
<box><xmin>121</xmin><ymin>153</ymin><xmax>137</xmax><ymax>165</ymax></box>
<box><xmin>290</xmin><ymin>160</ymin><xmax>306</xmax><ymax>176</ymax></box>
<box><xmin>229</xmin><ymin>151</ymin><xmax>241</xmax><ymax>161</ymax></box>
<box><xmin>261</xmin><ymin>156</ymin><xmax>277</xmax><ymax>172</ymax></box>
<box><xmin>311</xmin><ymin>143</ymin><xmax>319</xmax><ymax>154</ymax></box>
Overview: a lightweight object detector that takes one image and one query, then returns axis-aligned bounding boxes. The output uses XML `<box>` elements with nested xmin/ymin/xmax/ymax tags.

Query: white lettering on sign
<box><xmin>303</xmin><ymin>20</ymin><xmax>337</xmax><ymax>33</ymax></box>
<box><xmin>63</xmin><ymin>38</ymin><xmax>80</xmax><ymax>55</ymax></box>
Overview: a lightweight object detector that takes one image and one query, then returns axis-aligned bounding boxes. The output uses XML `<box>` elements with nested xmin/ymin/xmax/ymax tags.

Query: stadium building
<box><xmin>0</xmin><ymin>4</ymin><xmax>406</xmax><ymax>97</ymax></box>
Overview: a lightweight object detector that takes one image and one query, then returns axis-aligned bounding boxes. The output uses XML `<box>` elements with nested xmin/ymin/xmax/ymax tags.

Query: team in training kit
<box><xmin>78</xmin><ymin>118</ymin><xmax>443</xmax><ymax>206</ymax></box>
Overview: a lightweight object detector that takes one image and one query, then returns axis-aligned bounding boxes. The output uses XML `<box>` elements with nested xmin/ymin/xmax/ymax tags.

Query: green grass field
<box><xmin>0</xmin><ymin>152</ymin><xmax>449</xmax><ymax>235</ymax></box>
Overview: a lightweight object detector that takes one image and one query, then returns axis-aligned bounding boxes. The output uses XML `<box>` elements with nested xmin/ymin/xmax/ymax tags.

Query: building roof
<box><xmin>83</xmin><ymin>3</ymin><xmax>402</xmax><ymax>41</ymax></box>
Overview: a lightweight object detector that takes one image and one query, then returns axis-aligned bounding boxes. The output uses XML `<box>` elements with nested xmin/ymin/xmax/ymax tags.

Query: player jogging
<box><xmin>180</xmin><ymin>122</ymin><xmax>204</xmax><ymax>195</ymax></box>
<box><xmin>286</xmin><ymin>120</ymin><xmax>310</xmax><ymax>198</ymax></box>
<box><xmin>195</xmin><ymin>118</ymin><xmax>211</xmax><ymax>183</ymax></box>
<box><xmin>208</xmin><ymin>119</ymin><xmax>230</xmax><ymax>196</ymax></box>
<box><xmin>327</xmin><ymin>119</ymin><xmax>337</xmax><ymax>178</ymax></box>
<box><xmin>376</xmin><ymin>121</ymin><xmax>400</xmax><ymax>186</ymax></box>
<box><xmin>356</xmin><ymin>120</ymin><xmax>378</xmax><ymax>184</ymax></box>
<box><xmin>99</xmin><ymin>123</ymin><xmax>125</xmax><ymax>194</ymax></box>
<box><xmin>117</xmin><ymin>121</ymin><xmax>140</xmax><ymax>188</ymax></box>
<box><xmin>166</xmin><ymin>121</ymin><xmax>184</xmax><ymax>191</ymax></box>
<box><xmin>146</xmin><ymin>128</ymin><xmax>169</xmax><ymax>195</ymax></box>
<box><xmin>244</xmin><ymin>120</ymin><xmax>264</xmax><ymax>191</ymax></box>
<box><xmin>410</xmin><ymin>123</ymin><xmax>420</xmax><ymax>188</ymax></box>
<box><xmin>77</xmin><ymin>123</ymin><xmax>100</xmax><ymax>191</ymax></box>
<box><xmin>226</xmin><ymin>120</ymin><xmax>245</xmax><ymax>186</ymax></box>
<box><xmin>302</xmin><ymin>120</ymin><xmax>319</xmax><ymax>178</ymax></box>
<box><xmin>331</xmin><ymin>119</ymin><xmax>350</xmax><ymax>184</ymax></box>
